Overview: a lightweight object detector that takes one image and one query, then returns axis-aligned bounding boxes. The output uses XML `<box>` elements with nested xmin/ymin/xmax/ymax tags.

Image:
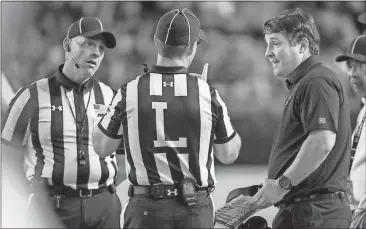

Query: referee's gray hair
<box><xmin>263</xmin><ymin>8</ymin><xmax>320</xmax><ymax>55</ymax></box>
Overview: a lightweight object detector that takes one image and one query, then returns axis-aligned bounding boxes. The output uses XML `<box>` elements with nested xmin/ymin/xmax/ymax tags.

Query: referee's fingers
<box><xmin>201</xmin><ymin>63</ymin><xmax>209</xmax><ymax>81</ymax></box>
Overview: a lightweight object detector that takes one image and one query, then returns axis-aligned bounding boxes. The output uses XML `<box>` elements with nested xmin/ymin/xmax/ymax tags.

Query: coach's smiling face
<box><xmin>264</xmin><ymin>33</ymin><xmax>302</xmax><ymax>78</ymax></box>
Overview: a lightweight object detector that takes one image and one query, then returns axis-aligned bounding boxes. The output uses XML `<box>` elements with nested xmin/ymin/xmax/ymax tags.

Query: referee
<box><xmin>2</xmin><ymin>17</ymin><xmax>124</xmax><ymax>228</ymax></box>
<box><xmin>93</xmin><ymin>8</ymin><xmax>241</xmax><ymax>228</ymax></box>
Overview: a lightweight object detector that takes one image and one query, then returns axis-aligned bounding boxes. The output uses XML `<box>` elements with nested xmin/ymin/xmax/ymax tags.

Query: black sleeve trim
<box><xmin>97</xmin><ymin>123</ymin><xmax>123</xmax><ymax>140</ymax></box>
<box><xmin>214</xmin><ymin>131</ymin><xmax>237</xmax><ymax>144</ymax></box>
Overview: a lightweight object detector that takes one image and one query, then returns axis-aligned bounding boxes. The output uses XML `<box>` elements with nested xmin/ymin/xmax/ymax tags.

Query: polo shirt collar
<box><xmin>285</xmin><ymin>56</ymin><xmax>320</xmax><ymax>90</ymax></box>
<box><xmin>148</xmin><ymin>65</ymin><xmax>188</xmax><ymax>74</ymax></box>
<box><xmin>55</xmin><ymin>64</ymin><xmax>94</xmax><ymax>92</ymax></box>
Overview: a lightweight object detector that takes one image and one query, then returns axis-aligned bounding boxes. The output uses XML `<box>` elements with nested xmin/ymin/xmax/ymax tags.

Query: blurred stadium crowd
<box><xmin>2</xmin><ymin>1</ymin><xmax>366</xmax><ymax>163</ymax></box>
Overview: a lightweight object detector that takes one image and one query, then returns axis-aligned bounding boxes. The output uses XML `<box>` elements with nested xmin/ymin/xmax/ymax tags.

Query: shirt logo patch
<box><xmin>163</xmin><ymin>81</ymin><xmax>174</xmax><ymax>87</ymax></box>
<box><xmin>318</xmin><ymin>117</ymin><xmax>326</xmax><ymax>124</ymax></box>
<box><xmin>51</xmin><ymin>105</ymin><xmax>63</xmax><ymax>111</ymax></box>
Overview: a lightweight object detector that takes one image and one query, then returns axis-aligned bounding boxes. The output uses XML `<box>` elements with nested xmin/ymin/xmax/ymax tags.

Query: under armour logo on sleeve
<box><xmin>51</xmin><ymin>105</ymin><xmax>63</xmax><ymax>111</ymax></box>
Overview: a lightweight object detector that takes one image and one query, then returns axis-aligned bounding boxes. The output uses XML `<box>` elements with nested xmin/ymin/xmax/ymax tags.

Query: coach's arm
<box><xmin>214</xmin><ymin>133</ymin><xmax>241</xmax><ymax>164</ymax></box>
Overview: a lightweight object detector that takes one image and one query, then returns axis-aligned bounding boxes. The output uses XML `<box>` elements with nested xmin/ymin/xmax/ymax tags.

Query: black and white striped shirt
<box><xmin>98</xmin><ymin>65</ymin><xmax>236</xmax><ymax>187</ymax></box>
<box><xmin>2</xmin><ymin>65</ymin><xmax>121</xmax><ymax>190</ymax></box>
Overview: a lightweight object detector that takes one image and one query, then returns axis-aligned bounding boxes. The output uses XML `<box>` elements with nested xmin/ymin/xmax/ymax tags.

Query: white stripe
<box><xmin>181</xmin><ymin>11</ymin><xmax>191</xmax><ymax>45</ymax></box>
<box><xmin>2</xmin><ymin>89</ymin><xmax>30</xmax><ymax>141</ymax></box>
<box><xmin>154</xmin><ymin>153</ymin><xmax>174</xmax><ymax>184</ymax></box>
<box><xmin>210</xmin><ymin>195</ymin><xmax>215</xmax><ymax>224</ymax></box>
<box><xmin>121</xmin><ymin>199</ymin><xmax>130</xmax><ymax>227</ymax></box>
<box><xmin>95</xmin><ymin>17</ymin><xmax>103</xmax><ymax>31</ymax></box>
<box><xmin>36</xmin><ymin>80</ymin><xmax>53</xmax><ymax>178</ymax></box>
<box><xmin>351</xmin><ymin>35</ymin><xmax>366</xmax><ymax>54</ymax></box>
<box><xmin>150</xmin><ymin>73</ymin><xmax>163</xmax><ymax>96</ymax></box>
<box><xmin>165</xmin><ymin>11</ymin><xmax>180</xmax><ymax>44</ymax></box>
<box><xmin>62</xmin><ymin>87</ymin><xmax>78</xmax><ymax>189</ymax></box>
<box><xmin>103</xmin><ymin>155</ymin><xmax>117</xmax><ymax>187</ymax></box>
<box><xmin>27</xmin><ymin>193</ymin><xmax>34</xmax><ymax>208</ymax></box>
<box><xmin>174</xmin><ymin>74</ymin><xmax>187</xmax><ymax>96</ymax></box>
<box><xmin>126</xmin><ymin>77</ymin><xmax>150</xmax><ymax>185</ymax></box>
<box><xmin>86</xmin><ymin>90</ymin><xmax>102</xmax><ymax>189</ymax></box>
<box><xmin>209</xmin><ymin>151</ymin><xmax>217</xmax><ymax>183</ymax></box>
<box><xmin>79</xmin><ymin>17</ymin><xmax>83</xmax><ymax>33</ymax></box>
<box><xmin>197</xmin><ymin>80</ymin><xmax>212</xmax><ymax>187</ymax></box>
<box><xmin>215</xmin><ymin>91</ymin><xmax>234</xmax><ymax>136</ymax></box>
<box><xmin>177</xmin><ymin>153</ymin><xmax>193</xmax><ymax>178</ymax></box>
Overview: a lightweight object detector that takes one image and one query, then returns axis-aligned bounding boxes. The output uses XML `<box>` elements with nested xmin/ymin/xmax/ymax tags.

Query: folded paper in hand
<box><xmin>215</xmin><ymin>195</ymin><xmax>260</xmax><ymax>229</ymax></box>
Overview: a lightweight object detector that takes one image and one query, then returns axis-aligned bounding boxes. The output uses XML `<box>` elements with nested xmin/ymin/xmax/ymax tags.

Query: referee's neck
<box><xmin>156</xmin><ymin>54</ymin><xmax>188</xmax><ymax>68</ymax></box>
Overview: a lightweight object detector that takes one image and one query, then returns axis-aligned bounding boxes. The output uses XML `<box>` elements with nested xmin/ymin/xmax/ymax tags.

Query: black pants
<box><xmin>273</xmin><ymin>196</ymin><xmax>351</xmax><ymax>228</ymax></box>
<box><xmin>27</xmin><ymin>190</ymin><xmax>121</xmax><ymax>228</ymax></box>
<box><xmin>122</xmin><ymin>193</ymin><xmax>214</xmax><ymax>228</ymax></box>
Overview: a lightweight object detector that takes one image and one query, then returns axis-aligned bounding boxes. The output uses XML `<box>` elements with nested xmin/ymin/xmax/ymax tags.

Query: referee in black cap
<box><xmin>2</xmin><ymin>17</ymin><xmax>125</xmax><ymax>228</ymax></box>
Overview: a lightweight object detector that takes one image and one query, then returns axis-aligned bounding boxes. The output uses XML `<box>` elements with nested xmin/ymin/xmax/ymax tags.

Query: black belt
<box><xmin>129</xmin><ymin>184</ymin><xmax>213</xmax><ymax>199</ymax></box>
<box><xmin>274</xmin><ymin>191</ymin><xmax>346</xmax><ymax>208</ymax></box>
<box><xmin>32</xmin><ymin>178</ymin><xmax>115</xmax><ymax>198</ymax></box>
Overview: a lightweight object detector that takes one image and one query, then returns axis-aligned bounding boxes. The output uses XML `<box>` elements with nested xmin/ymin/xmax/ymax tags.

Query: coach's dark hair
<box><xmin>263</xmin><ymin>8</ymin><xmax>320</xmax><ymax>55</ymax></box>
<box><xmin>154</xmin><ymin>36</ymin><xmax>195</xmax><ymax>59</ymax></box>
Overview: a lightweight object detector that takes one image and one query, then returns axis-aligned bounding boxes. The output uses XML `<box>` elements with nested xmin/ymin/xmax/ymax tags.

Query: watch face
<box><xmin>279</xmin><ymin>176</ymin><xmax>291</xmax><ymax>190</ymax></box>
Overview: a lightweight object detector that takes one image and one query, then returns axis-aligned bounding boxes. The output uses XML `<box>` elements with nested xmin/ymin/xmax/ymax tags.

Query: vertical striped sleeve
<box><xmin>98</xmin><ymin>87</ymin><xmax>124</xmax><ymax>139</ymax></box>
<box><xmin>2</xmin><ymin>86</ymin><xmax>32</xmax><ymax>146</ymax></box>
<box><xmin>212</xmin><ymin>89</ymin><xmax>236</xmax><ymax>144</ymax></box>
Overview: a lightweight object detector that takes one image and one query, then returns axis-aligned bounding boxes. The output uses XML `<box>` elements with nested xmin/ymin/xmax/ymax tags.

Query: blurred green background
<box><xmin>2</xmin><ymin>1</ymin><xmax>365</xmax><ymax>164</ymax></box>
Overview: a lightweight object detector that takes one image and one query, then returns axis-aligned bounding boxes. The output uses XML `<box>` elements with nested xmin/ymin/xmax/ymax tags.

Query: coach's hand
<box><xmin>251</xmin><ymin>178</ymin><xmax>289</xmax><ymax>209</ymax></box>
<box><xmin>190</xmin><ymin>63</ymin><xmax>209</xmax><ymax>81</ymax></box>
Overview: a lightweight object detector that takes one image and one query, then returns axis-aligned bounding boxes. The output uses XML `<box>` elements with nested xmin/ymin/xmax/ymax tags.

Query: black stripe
<box><xmin>29</xmin><ymin>82</ymin><xmax>45</xmax><ymax>179</ymax></box>
<box><xmin>75</xmin><ymin>90</ymin><xmax>90</xmax><ymax>189</ymax></box>
<box><xmin>93</xmin><ymin>81</ymin><xmax>104</xmax><ymax>105</ymax></box>
<box><xmin>111</xmin><ymin>157</ymin><xmax>118</xmax><ymax>181</ymax></box>
<box><xmin>11</xmin><ymin>99</ymin><xmax>31</xmax><ymax>146</ymax></box>
<box><xmin>98</xmin><ymin>157</ymin><xmax>110</xmax><ymax>187</ymax></box>
<box><xmin>116</xmin><ymin>138</ymin><xmax>125</xmax><ymax>155</ymax></box>
<box><xmin>212</xmin><ymin>89</ymin><xmax>229</xmax><ymax>140</ymax></box>
<box><xmin>207</xmin><ymin>86</ymin><xmax>218</xmax><ymax>186</ymax></box>
<box><xmin>7</xmin><ymin>86</ymin><xmax>28</xmax><ymax>114</ymax></box>
<box><xmin>49</xmin><ymin>77</ymin><xmax>65</xmax><ymax>185</ymax></box>
<box><xmin>121</xmin><ymin>84</ymin><xmax>138</xmax><ymax>185</ymax></box>
<box><xmin>2</xmin><ymin>86</ymin><xmax>28</xmax><ymax>131</ymax></box>
<box><xmin>166</xmin><ymin>148</ymin><xmax>184</xmax><ymax>182</ymax></box>
<box><xmin>94</xmin><ymin>82</ymin><xmax>111</xmax><ymax>187</ymax></box>
<box><xmin>187</xmin><ymin>76</ymin><xmax>202</xmax><ymax>186</ymax></box>
<box><xmin>138</xmin><ymin>75</ymin><xmax>161</xmax><ymax>184</ymax></box>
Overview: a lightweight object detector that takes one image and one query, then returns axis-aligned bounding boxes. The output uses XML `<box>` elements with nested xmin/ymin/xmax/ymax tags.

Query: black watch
<box><xmin>278</xmin><ymin>175</ymin><xmax>292</xmax><ymax>190</ymax></box>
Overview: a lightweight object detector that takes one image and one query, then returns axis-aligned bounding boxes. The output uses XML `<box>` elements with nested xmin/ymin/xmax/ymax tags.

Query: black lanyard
<box><xmin>64</xmin><ymin>88</ymin><xmax>92</xmax><ymax>165</ymax></box>
<box><xmin>350</xmin><ymin>105</ymin><xmax>366</xmax><ymax>171</ymax></box>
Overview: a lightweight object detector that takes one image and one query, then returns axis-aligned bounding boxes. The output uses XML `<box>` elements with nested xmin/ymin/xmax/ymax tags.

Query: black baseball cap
<box><xmin>336</xmin><ymin>35</ymin><xmax>366</xmax><ymax>63</ymax></box>
<box><xmin>155</xmin><ymin>8</ymin><xmax>205</xmax><ymax>46</ymax></box>
<box><xmin>66</xmin><ymin>17</ymin><xmax>116</xmax><ymax>49</ymax></box>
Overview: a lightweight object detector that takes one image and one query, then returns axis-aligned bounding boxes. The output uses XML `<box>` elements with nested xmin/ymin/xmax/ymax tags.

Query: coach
<box><xmin>93</xmin><ymin>8</ymin><xmax>241</xmax><ymax>228</ymax></box>
<box><xmin>2</xmin><ymin>17</ymin><xmax>125</xmax><ymax>228</ymax></box>
<box><xmin>250</xmin><ymin>8</ymin><xmax>352</xmax><ymax>228</ymax></box>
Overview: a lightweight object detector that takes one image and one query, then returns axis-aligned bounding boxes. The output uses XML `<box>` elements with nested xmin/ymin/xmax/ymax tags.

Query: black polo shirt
<box><xmin>268</xmin><ymin>56</ymin><xmax>351</xmax><ymax>199</ymax></box>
